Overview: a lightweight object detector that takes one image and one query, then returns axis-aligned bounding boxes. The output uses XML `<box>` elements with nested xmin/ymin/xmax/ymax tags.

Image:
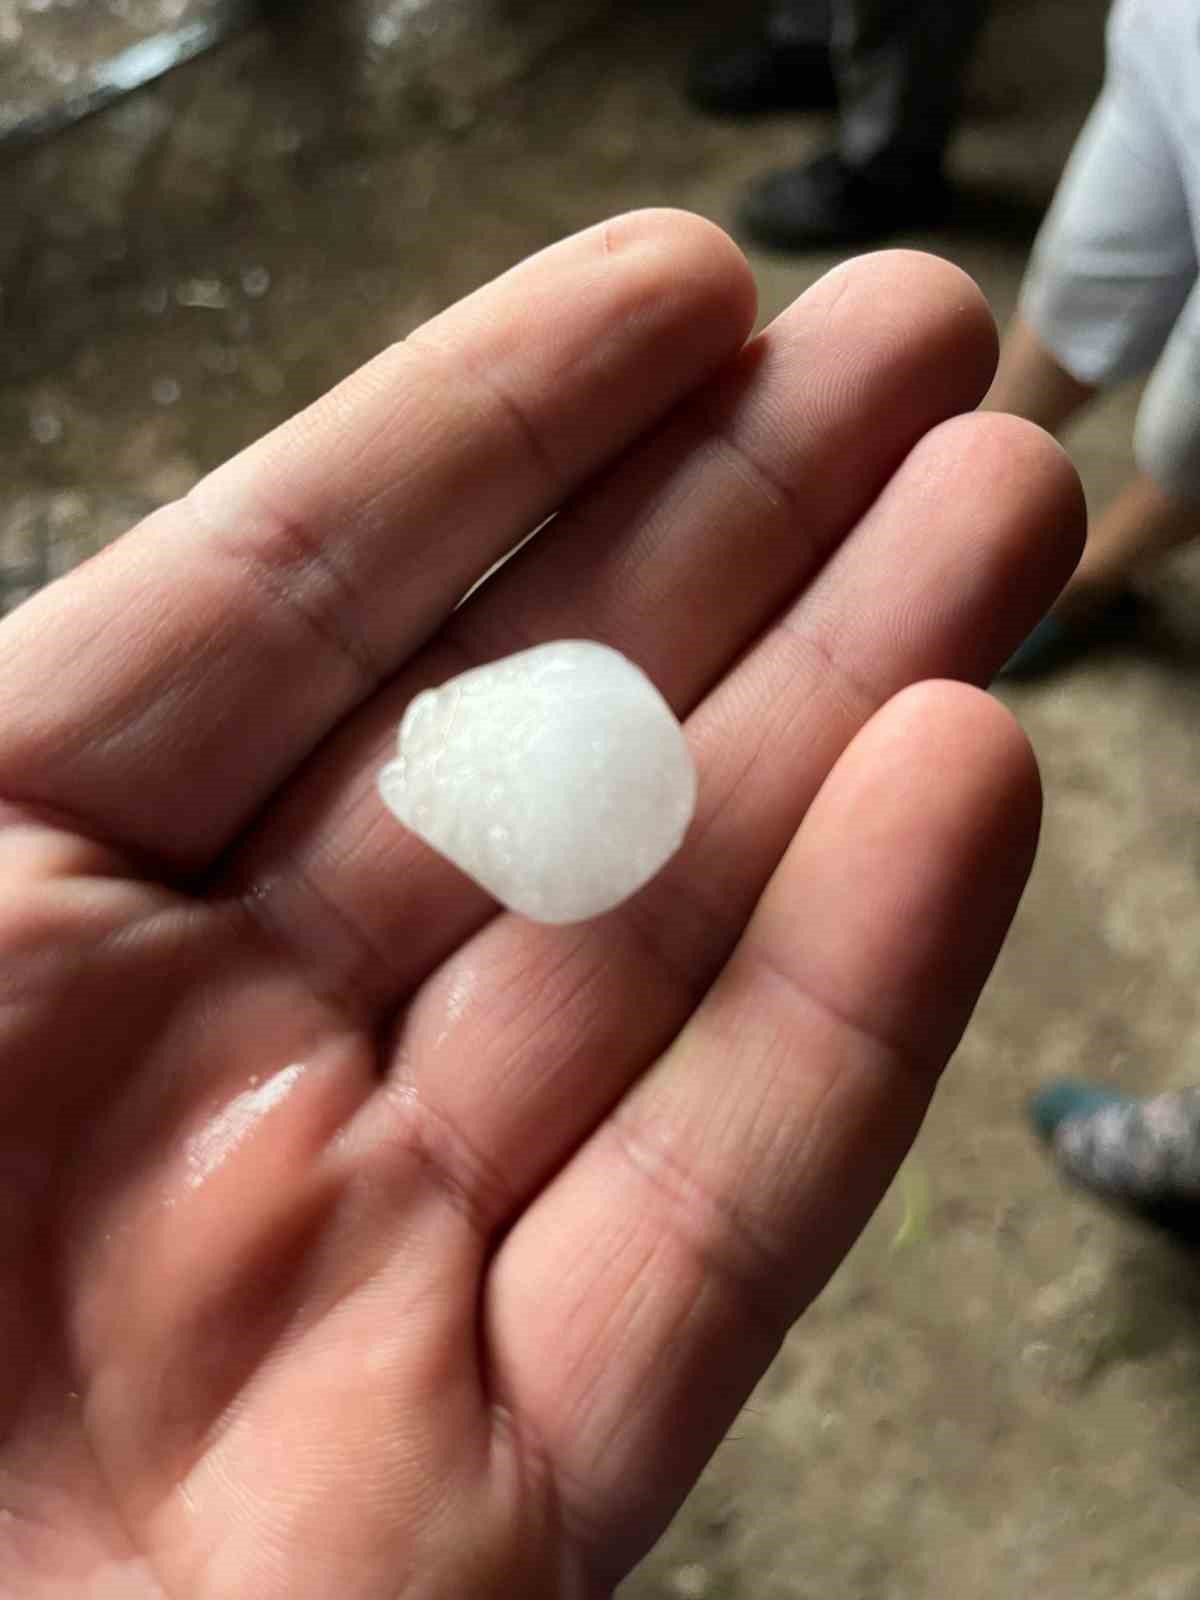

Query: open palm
<box><xmin>0</xmin><ymin>213</ymin><xmax>1081</xmax><ymax>1598</ymax></box>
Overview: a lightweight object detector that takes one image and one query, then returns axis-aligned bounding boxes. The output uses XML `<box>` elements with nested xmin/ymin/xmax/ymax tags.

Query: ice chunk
<box><xmin>378</xmin><ymin>640</ymin><xmax>696</xmax><ymax>924</ymax></box>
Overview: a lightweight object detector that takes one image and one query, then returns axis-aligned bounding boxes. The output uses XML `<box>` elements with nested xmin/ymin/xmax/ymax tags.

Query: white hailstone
<box><xmin>378</xmin><ymin>640</ymin><xmax>697</xmax><ymax>924</ymax></box>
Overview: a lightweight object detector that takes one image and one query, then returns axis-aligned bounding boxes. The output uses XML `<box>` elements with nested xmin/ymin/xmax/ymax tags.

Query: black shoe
<box><xmin>739</xmin><ymin>150</ymin><xmax>951</xmax><ymax>250</ymax></box>
<box><xmin>686</xmin><ymin>32</ymin><xmax>836</xmax><ymax>117</ymax></box>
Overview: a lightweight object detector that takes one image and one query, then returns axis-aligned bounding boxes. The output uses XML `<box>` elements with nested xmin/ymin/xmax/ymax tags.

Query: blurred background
<box><xmin>4</xmin><ymin>2</ymin><xmax>1200</xmax><ymax>1596</ymax></box>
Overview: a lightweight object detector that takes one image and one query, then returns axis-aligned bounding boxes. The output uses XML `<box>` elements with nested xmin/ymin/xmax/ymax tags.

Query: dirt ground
<box><xmin>3</xmin><ymin>2</ymin><xmax>1200</xmax><ymax>1596</ymax></box>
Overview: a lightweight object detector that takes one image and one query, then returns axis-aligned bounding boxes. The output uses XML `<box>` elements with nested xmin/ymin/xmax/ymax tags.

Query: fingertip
<box><xmin>856</xmin><ymin>408</ymin><xmax>1088</xmax><ymax>682</ymax></box>
<box><xmin>803</xmin><ymin>248</ymin><xmax>999</xmax><ymax>410</ymax></box>
<box><xmin>869</xmin><ymin>247</ymin><xmax>998</xmax><ymax>356</ymax></box>
<box><xmin>782</xmin><ymin>676</ymin><xmax>1044</xmax><ymax>1064</ymax></box>
<box><xmin>883</xmin><ymin>677</ymin><xmax>1043</xmax><ymax>840</ymax></box>
<box><xmin>977</xmin><ymin>409</ymin><xmax>1088</xmax><ymax>581</ymax></box>
<box><xmin>599</xmin><ymin>208</ymin><xmax>758</xmax><ymax>352</ymax></box>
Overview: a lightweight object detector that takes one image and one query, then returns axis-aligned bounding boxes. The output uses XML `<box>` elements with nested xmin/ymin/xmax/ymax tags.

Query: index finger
<box><xmin>0</xmin><ymin>211</ymin><xmax>755</xmax><ymax>872</ymax></box>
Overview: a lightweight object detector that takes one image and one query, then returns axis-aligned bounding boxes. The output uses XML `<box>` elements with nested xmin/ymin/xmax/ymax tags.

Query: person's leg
<box><xmin>987</xmin><ymin>314</ymin><xmax>1098</xmax><ymax>440</ymax></box>
<box><xmin>1063</xmin><ymin>290</ymin><xmax>1200</xmax><ymax>611</ymax></box>
<box><xmin>997</xmin><ymin>468</ymin><xmax>1195</xmax><ymax>677</ymax></box>
<box><xmin>739</xmin><ymin>0</ymin><xmax>988</xmax><ymax>248</ymax></box>
<box><xmin>767</xmin><ymin>0</ymin><xmax>832</xmax><ymax>49</ymax></box>
<box><xmin>686</xmin><ymin>3</ymin><xmax>835</xmax><ymax>117</ymax></box>
<box><xmin>992</xmin><ymin>312</ymin><xmax>1200</xmax><ymax>665</ymax></box>
<box><xmin>989</xmin><ymin>308</ymin><xmax>1200</xmax><ymax>598</ymax></box>
<box><xmin>1061</xmin><ymin>475</ymin><xmax>1197</xmax><ymax>620</ymax></box>
<box><xmin>834</xmin><ymin>0</ymin><xmax>989</xmax><ymax>184</ymax></box>
<box><xmin>989</xmin><ymin>1</ymin><xmax>1200</xmax><ymax>670</ymax></box>
<box><xmin>995</xmin><ymin>257</ymin><xmax>1200</xmax><ymax>639</ymax></box>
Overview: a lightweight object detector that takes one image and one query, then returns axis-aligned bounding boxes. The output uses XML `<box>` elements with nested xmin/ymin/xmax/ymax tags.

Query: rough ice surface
<box><xmin>378</xmin><ymin>640</ymin><xmax>697</xmax><ymax>924</ymax></box>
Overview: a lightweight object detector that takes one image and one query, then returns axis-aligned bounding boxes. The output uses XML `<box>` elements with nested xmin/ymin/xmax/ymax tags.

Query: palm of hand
<box><xmin>0</xmin><ymin>214</ymin><xmax>1079</xmax><ymax>1599</ymax></box>
<box><xmin>7</xmin><ymin>856</ymin><xmax>578</xmax><ymax>1596</ymax></box>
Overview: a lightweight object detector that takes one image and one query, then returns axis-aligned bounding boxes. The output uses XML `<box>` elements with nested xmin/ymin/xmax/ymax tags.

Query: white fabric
<box><xmin>1020</xmin><ymin>0</ymin><xmax>1200</xmax><ymax>500</ymax></box>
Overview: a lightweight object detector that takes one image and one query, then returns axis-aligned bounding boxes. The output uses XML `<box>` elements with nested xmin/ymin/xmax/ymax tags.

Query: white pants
<box><xmin>1021</xmin><ymin>0</ymin><xmax>1200</xmax><ymax>503</ymax></box>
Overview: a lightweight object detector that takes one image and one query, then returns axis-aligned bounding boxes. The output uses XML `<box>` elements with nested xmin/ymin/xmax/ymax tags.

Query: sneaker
<box><xmin>739</xmin><ymin>149</ymin><xmax>950</xmax><ymax>250</ymax></box>
<box><xmin>686</xmin><ymin>30</ymin><xmax>836</xmax><ymax>117</ymax></box>
<box><xmin>1031</xmin><ymin>1080</ymin><xmax>1200</xmax><ymax>1244</ymax></box>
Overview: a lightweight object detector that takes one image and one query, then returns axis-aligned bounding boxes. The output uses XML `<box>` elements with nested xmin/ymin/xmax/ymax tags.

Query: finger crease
<box><xmin>405</xmin><ymin>331</ymin><xmax>568</xmax><ymax>508</ymax></box>
<box><xmin>182</xmin><ymin>488</ymin><xmax>383</xmax><ymax>695</ymax></box>
<box><xmin>785</xmin><ymin>613</ymin><xmax>885</xmax><ymax>731</ymax></box>
<box><xmin>614</xmin><ymin>891</ymin><xmax>720</xmax><ymax>1013</ymax></box>
<box><xmin>742</xmin><ymin>928</ymin><xmax>923</xmax><ymax>1074</ymax></box>
<box><xmin>386</xmin><ymin>1076</ymin><xmax>520</xmax><ymax>1244</ymax></box>
<box><xmin>605</xmin><ymin>1110</ymin><xmax>795</xmax><ymax>1347</ymax></box>
<box><xmin>698</xmin><ymin>385</ymin><xmax>804</xmax><ymax>525</ymax></box>
<box><xmin>238</xmin><ymin>864</ymin><xmax>403</xmax><ymax>1026</ymax></box>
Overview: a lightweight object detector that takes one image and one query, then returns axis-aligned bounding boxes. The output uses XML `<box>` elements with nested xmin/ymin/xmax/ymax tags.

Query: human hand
<box><xmin>0</xmin><ymin>211</ymin><xmax>1082</xmax><ymax>1598</ymax></box>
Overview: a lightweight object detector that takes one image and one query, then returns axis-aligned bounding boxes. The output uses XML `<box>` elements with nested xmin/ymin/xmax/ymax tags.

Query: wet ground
<box><xmin>4</xmin><ymin>2</ymin><xmax>1200</xmax><ymax>1596</ymax></box>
